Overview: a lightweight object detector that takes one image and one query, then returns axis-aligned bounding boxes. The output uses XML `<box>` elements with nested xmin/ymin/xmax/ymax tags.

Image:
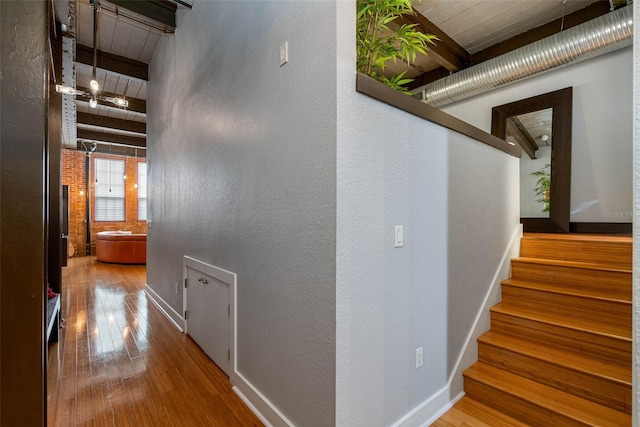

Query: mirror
<box><xmin>491</xmin><ymin>87</ymin><xmax>572</xmax><ymax>233</ymax></box>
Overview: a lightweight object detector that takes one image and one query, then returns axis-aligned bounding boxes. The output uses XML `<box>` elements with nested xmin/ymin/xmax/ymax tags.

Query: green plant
<box><xmin>532</xmin><ymin>163</ymin><xmax>551</xmax><ymax>213</ymax></box>
<box><xmin>357</xmin><ymin>0</ymin><xmax>437</xmax><ymax>94</ymax></box>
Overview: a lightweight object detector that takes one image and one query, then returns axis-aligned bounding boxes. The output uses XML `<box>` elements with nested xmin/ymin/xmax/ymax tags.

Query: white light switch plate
<box><xmin>280</xmin><ymin>41</ymin><xmax>288</xmax><ymax>66</ymax></box>
<box><xmin>394</xmin><ymin>225</ymin><xmax>404</xmax><ymax>247</ymax></box>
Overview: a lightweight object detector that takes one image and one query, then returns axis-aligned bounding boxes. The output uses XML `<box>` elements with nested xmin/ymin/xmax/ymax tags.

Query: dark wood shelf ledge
<box><xmin>355</xmin><ymin>73</ymin><xmax>522</xmax><ymax>158</ymax></box>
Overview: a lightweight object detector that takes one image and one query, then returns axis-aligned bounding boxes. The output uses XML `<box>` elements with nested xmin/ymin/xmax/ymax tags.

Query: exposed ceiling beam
<box><xmin>408</xmin><ymin>1</ymin><xmax>611</xmax><ymax>90</ymax></box>
<box><xmin>506</xmin><ymin>116</ymin><xmax>538</xmax><ymax>160</ymax></box>
<box><xmin>400</xmin><ymin>12</ymin><xmax>470</xmax><ymax>72</ymax></box>
<box><xmin>408</xmin><ymin>67</ymin><xmax>452</xmax><ymax>91</ymax></box>
<box><xmin>76</xmin><ymin>87</ymin><xmax>146</xmax><ymax>114</ymax></box>
<box><xmin>76</xmin><ymin>44</ymin><xmax>148</xmax><ymax>81</ymax></box>
<box><xmin>107</xmin><ymin>0</ymin><xmax>176</xmax><ymax>31</ymax></box>
<box><xmin>77</xmin><ymin>129</ymin><xmax>146</xmax><ymax>147</ymax></box>
<box><xmin>77</xmin><ymin>141</ymin><xmax>146</xmax><ymax>157</ymax></box>
<box><xmin>77</xmin><ymin>112</ymin><xmax>146</xmax><ymax>134</ymax></box>
<box><xmin>471</xmin><ymin>1</ymin><xmax>611</xmax><ymax>64</ymax></box>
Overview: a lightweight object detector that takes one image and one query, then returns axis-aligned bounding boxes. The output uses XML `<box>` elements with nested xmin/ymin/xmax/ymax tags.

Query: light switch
<box><xmin>394</xmin><ymin>225</ymin><xmax>404</xmax><ymax>248</ymax></box>
<box><xmin>280</xmin><ymin>41</ymin><xmax>289</xmax><ymax>66</ymax></box>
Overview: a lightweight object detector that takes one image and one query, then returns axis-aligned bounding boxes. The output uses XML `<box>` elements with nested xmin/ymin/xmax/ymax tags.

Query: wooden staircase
<box><xmin>432</xmin><ymin>233</ymin><xmax>632</xmax><ymax>426</ymax></box>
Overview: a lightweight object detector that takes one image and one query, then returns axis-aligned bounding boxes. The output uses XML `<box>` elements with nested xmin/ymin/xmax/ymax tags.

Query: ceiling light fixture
<box><xmin>54</xmin><ymin>0</ymin><xmax>129</xmax><ymax>109</ymax></box>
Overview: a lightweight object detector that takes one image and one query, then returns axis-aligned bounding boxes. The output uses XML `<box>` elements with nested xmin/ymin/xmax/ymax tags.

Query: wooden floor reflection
<box><xmin>47</xmin><ymin>256</ymin><xmax>262</xmax><ymax>427</ymax></box>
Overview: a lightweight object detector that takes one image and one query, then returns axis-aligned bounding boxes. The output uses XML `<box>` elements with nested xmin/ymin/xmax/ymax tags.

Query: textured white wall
<box><xmin>443</xmin><ymin>48</ymin><xmax>633</xmax><ymax>223</ymax></box>
<box><xmin>147</xmin><ymin>2</ymin><xmax>336</xmax><ymax>425</ymax></box>
<box><xmin>336</xmin><ymin>3</ymin><xmax>520</xmax><ymax>425</ymax></box>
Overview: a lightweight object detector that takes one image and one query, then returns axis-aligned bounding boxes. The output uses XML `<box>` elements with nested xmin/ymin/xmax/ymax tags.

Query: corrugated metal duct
<box><xmin>419</xmin><ymin>5</ymin><xmax>633</xmax><ymax>108</ymax></box>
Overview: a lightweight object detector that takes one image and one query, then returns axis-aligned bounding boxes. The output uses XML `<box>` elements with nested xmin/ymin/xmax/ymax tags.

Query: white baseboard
<box><xmin>232</xmin><ymin>371</ymin><xmax>294</xmax><ymax>427</ymax></box>
<box><xmin>446</xmin><ymin>223</ymin><xmax>523</xmax><ymax>397</ymax></box>
<box><xmin>144</xmin><ymin>284</ymin><xmax>184</xmax><ymax>332</ymax></box>
<box><xmin>391</xmin><ymin>385</ymin><xmax>463</xmax><ymax>427</ymax></box>
<box><xmin>392</xmin><ymin>224</ymin><xmax>523</xmax><ymax>427</ymax></box>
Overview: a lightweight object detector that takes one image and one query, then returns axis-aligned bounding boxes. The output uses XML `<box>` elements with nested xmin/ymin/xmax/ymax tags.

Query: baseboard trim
<box><xmin>144</xmin><ymin>284</ymin><xmax>184</xmax><ymax>333</ymax></box>
<box><xmin>391</xmin><ymin>384</ymin><xmax>463</xmax><ymax>427</ymax></box>
<box><xmin>232</xmin><ymin>371</ymin><xmax>294</xmax><ymax>427</ymax></box>
<box><xmin>569</xmin><ymin>222</ymin><xmax>632</xmax><ymax>234</ymax></box>
<box><xmin>393</xmin><ymin>224</ymin><xmax>522</xmax><ymax>426</ymax></box>
<box><xmin>445</xmin><ymin>223</ymin><xmax>523</xmax><ymax>396</ymax></box>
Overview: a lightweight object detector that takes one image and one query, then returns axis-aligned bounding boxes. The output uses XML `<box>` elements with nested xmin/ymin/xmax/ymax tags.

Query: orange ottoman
<box><xmin>96</xmin><ymin>231</ymin><xmax>146</xmax><ymax>264</ymax></box>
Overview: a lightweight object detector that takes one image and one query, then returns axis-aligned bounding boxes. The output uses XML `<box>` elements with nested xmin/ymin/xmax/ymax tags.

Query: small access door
<box><xmin>184</xmin><ymin>257</ymin><xmax>233</xmax><ymax>376</ymax></box>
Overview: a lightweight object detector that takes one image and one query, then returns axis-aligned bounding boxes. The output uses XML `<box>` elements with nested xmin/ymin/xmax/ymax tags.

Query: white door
<box><xmin>185</xmin><ymin>265</ymin><xmax>230</xmax><ymax>375</ymax></box>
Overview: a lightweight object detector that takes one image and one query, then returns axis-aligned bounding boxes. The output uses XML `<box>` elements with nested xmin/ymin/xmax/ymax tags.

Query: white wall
<box><xmin>336</xmin><ymin>3</ymin><xmax>520</xmax><ymax>426</ymax></box>
<box><xmin>442</xmin><ymin>48</ymin><xmax>633</xmax><ymax>223</ymax></box>
<box><xmin>149</xmin><ymin>3</ymin><xmax>523</xmax><ymax>425</ymax></box>
<box><xmin>148</xmin><ymin>2</ymin><xmax>336</xmax><ymax>425</ymax></box>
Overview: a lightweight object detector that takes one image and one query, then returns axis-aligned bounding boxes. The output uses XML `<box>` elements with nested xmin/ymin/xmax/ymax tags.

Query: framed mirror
<box><xmin>491</xmin><ymin>87</ymin><xmax>572</xmax><ymax>233</ymax></box>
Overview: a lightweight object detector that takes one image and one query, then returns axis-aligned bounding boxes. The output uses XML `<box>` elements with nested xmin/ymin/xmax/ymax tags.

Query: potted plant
<box><xmin>532</xmin><ymin>163</ymin><xmax>551</xmax><ymax>213</ymax></box>
<box><xmin>357</xmin><ymin>0</ymin><xmax>437</xmax><ymax>94</ymax></box>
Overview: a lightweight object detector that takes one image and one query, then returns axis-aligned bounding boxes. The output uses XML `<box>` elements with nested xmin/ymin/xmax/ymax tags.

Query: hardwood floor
<box><xmin>47</xmin><ymin>256</ymin><xmax>262</xmax><ymax>427</ymax></box>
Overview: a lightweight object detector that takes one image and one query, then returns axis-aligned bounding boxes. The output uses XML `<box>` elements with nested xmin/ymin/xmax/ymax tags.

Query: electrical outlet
<box><xmin>175</xmin><ymin>282</ymin><xmax>179</xmax><ymax>294</ymax></box>
<box><xmin>416</xmin><ymin>347</ymin><xmax>423</xmax><ymax>368</ymax></box>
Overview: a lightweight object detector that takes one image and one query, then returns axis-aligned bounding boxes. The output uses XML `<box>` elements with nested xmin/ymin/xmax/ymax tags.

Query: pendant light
<box><xmin>56</xmin><ymin>0</ymin><xmax>128</xmax><ymax>109</ymax></box>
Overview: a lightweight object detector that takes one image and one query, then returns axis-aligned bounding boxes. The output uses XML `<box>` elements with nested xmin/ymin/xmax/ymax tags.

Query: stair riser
<box><xmin>510</xmin><ymin>262</ymin><xmax>631</xmax><ymax>301</ymax></box>
<box><xmin>520</xmin><ymin>239</ymin><xmax>631</xmax><ymax>269</ymax></box>
<box><xmin>491</xmin><ymin>312</ymin><xmax>631</xmax><ymax>367</ymax></box>
<box><xmin>464</xmin><ymin>376</ymin><xmax>588</xmax><ymax>427</ymax></box>
<box><xmin>478</xmin><ymin>342</ymin><xmax>631</xmax><ymax>414</ymax></box>
<box><xmin>501</xmin><ymin>286</ymin><xmax>631</xmax><ymax>329</ymax></box>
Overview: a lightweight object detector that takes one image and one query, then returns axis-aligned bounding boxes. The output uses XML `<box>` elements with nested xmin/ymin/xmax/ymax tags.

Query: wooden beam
<box><xmin>77</xmin><ymin>141</ymin><xmax>146</xmax><ymax>157</ymax></box>
<box><xmin>400</xmin><ymin>12</ymin><xmax>470</xmax><ymax>72</ymax></box>
<box><xmin>76</xmin><ymin>44</ymin><xmax>148</xmax><ymax>81</ymax></box>
<box><xmin>76</xmin><ymin>87</ymin><xmax>146</xmax><ymax>114</ymax></box>
<box><xmin>408</xmin><ymin>2</ymin><xmax>611</xmax><ymax>88</ymax></box>
<box><xmin>108</xmin><ymin>0</ymin><xmax>176</xmax><ymax>30</ymax></box>
<box><xmin>506</xmin><ymin>116</ymin><xmax>538</xmax><ymax>160</ymax></box>
<box><xmin>407</xmin><ymin>67</ymin><xmax>452</xmax><ymax>90</ymax></box>
<box><xmin>77</xmin><ymin>129</ymin><xmax>146</xmax><ymax>147</ymax></box>
<box><xmin>472</xmin><ymin>1</ymin><xmax>611</xmax><ymax>64</ymax></box>
<box><xmin>77</xmin><ymin>112</ymin><xmax>146</xmax><ymax>134</ymax></box>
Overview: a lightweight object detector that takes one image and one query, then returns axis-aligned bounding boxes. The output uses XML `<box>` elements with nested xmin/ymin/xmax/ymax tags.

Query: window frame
<box><xmin>93</xmin><ymin>157</ymin><xmax>126</xmax><ymax>222</ymax></box>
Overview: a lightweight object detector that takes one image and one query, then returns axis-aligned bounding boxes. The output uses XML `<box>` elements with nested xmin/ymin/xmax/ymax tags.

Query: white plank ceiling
<box><xmin>67</xmin><ymin>0</ymin><xmax>166</xmax><ymax>148</ymax></box>
<box><xmin>393</xmin><ymin>0</ymin><xmax>603</xmax><ymax>78</ymax></box>
<box><xmin>416</xmin><ymin>0</ymin><xmax>597</xmax><ymax>54</ymax></box>
<box><xmin>75</xmin><ymin>0</ymin><xmax>164</xmax><ymax>64</ymax></box>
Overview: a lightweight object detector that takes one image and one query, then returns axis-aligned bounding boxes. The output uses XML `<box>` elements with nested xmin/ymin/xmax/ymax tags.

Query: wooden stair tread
<box><xmin>520</xmin><ymin>234</ymin><xmax>632</xmax><ymax>269</ymax></box>
<box><xmin>464</xmin><ymin>363</ymin><xmax>631</xmax><ymax>426</ymax></box>
<box><xmin>522</xmin><ymin>233</ymin><xmax>631</xmax><ymax>243</ymax></box>
<box><xmin>431</xmin><ymin>397</ymin><xmax>530</xmax><ymax>427</ymax></box>
<box><xmin>512</xmin><ymin>257</ymin><xmax>631</xmax><ymax>274</ymax></box>
<box><xmin>501</xmin><ymin>278</ymin><xmax>631</xmax><ymax>304</ymax></box>
<box><xmin>478</xmin><ymin>331</ymin><xmax>631</xmax><ymax>384</ymax></box>
<box><xmin>491</xmin><ymin>303</ymin><xmax>631</xmax><ymax>341</ymax></box>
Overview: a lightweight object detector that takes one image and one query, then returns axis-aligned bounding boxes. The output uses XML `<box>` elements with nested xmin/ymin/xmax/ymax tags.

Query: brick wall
<box><xmin>62</xmin><ymin>149</ymin><xmax>88</xmax><ymax>256</ymax></box>
<box><xmin>62</xmin><ymin>149</ymin><xmax>147</xmax><ymax>257</ymax></box>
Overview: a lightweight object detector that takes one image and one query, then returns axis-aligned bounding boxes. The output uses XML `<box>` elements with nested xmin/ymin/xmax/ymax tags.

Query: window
<box><xmin>137</xmin><ymin>162</ymin><xmax>147</xmax><ymax>221</ymax></box>
<box><xmin>94</xmin><ymin>158</ymin><xmax>125</xmax><ymax>221</ymax></box>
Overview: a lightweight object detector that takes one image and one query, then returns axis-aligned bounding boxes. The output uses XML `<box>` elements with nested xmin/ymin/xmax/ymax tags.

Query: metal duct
<box><xmin>420</xmin><ymin>5</ymin><xmax>633</xmax><ymax>107</ymax></box>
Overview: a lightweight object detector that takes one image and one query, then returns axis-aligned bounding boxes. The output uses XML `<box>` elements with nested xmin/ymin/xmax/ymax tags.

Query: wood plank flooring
<box><xmin>47</xmin><ymin>256</ymin><xmax>262</xmax><ymax>427</ymax></box>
